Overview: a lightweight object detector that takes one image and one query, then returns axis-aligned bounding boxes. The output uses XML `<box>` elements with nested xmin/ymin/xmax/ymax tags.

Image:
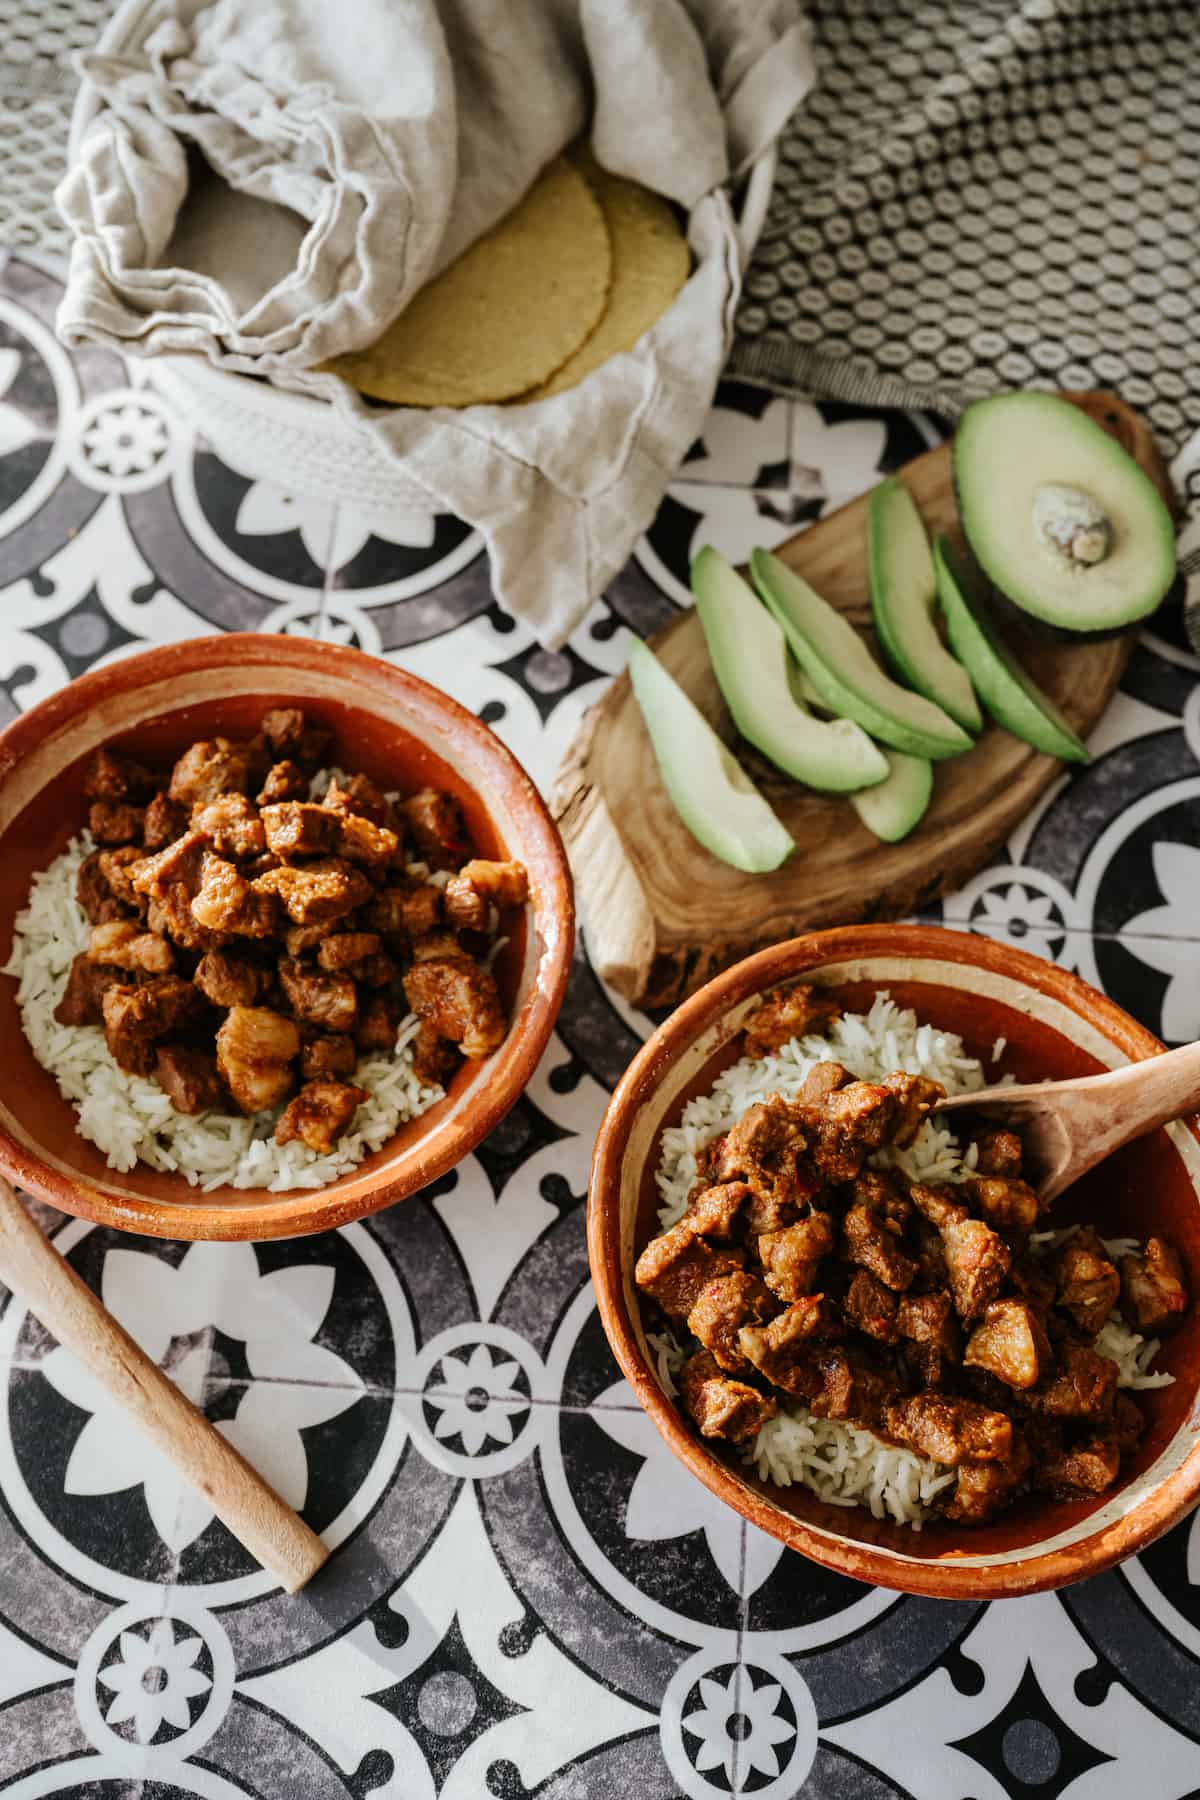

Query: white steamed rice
<box><xmin>3</xmin><ymin>832</ymin><xmax>445</xmax><ymax>1191</ymax></box>
<box><xmin>651</xmin><ymin>992</ymin><xmax>1172</xmax><ymax>1529</ymax></box>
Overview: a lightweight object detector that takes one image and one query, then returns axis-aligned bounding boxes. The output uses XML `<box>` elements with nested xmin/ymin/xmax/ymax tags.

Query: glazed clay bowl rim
<box><xmin>589</xmin><ymin>923</ymin><xmax>1200</xmax><ymax>1600</ymax></box>
<box><xmin>0</xmin><ymin>633</ymin><xmax>573</xmax><ymax>1241</ymax></box>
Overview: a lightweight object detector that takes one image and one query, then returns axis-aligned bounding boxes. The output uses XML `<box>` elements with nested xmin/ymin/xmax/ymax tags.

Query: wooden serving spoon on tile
<box><xmin>936</xmin><ymin>1041</ymin><xmax>1200</xmax><ymax>1203</ymax></box>
<box><xmin>0</xmin><ymin>1177</ymin><xmax>330</xmax><ymax>1593</ymax></box>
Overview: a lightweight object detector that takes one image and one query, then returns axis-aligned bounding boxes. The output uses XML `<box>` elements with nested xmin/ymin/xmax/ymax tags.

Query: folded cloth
<box><xmin>57</xmin><ymin>0</ymin><xmax>813</xmax><ymax>645</ymax></box>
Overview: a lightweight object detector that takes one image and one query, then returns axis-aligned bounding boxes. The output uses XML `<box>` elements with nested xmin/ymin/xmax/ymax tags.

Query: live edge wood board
<box><xmin>552</xmin><ymin>392</ymin><xmax>1175</xmax><ymax>1011</ymax></box>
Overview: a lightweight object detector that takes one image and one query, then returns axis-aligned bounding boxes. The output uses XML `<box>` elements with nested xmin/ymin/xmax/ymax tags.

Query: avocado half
<box><xmin>953</xmin><ymin>392</ymin><xmax>1176</xmax><ymax>633</ymax></box>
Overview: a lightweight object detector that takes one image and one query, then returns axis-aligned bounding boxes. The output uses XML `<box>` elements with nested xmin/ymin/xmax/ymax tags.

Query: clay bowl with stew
<box><xmin>0</xmin><ymin>635</ymin><xmax>572</xmax><ymax>1241</ymax></box>
<box><xmin>589</xmin><ymin>924</ymin><xmax>1200</xmax><ymax>1599</ymax></box>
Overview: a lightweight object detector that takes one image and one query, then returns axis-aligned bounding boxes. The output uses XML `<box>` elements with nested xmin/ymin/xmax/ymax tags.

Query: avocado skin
<box><xmin>984</xmin><ymin>571</ymin><xmax>1182</xmax><ymax>645</ymax></box>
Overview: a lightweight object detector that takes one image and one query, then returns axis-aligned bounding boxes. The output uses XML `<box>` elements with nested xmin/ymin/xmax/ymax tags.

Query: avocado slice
<box><xmin>954</xmin><ymin>392</ymin><xmax>1176</xmax><ymax>632</ymax></box>
<box><xmin>627</xmin><ymin>640</ymin><xmax>795</xmax><ymax>872</ymax></box>
<box><xmin>851</xmin><ymin>750</ymin><xmax>933</xmax><ymax>843</ymax></box>
<box><xmin>750</xmin><ymin>549</ymin><xmax>974</xmax><ymax>761</ymax></box>
<box><xmin>933</xmin><ymin>536</ymin><xmax>1089</xmax><ymax>765</ymax></box>
<box><xmin>868</xmin><ymin>478</ymin><xmax>982</xmax><ymax>734</ymax></box>
<box><xmin>691</xmin><ymin>548</ymin><xmax>889</xmax><ymax>793</ymax></box>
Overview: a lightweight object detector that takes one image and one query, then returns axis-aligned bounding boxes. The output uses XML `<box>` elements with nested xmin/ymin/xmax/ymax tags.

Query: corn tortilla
<box><xmin>326</xmin><ymin>156</ymin><xmax>611</xmax><ymax>408</ymax></box>
<box><xmin>520</xmin><ymin>155</ymin><xmax>690</xmax><ymax>401</ymax></box>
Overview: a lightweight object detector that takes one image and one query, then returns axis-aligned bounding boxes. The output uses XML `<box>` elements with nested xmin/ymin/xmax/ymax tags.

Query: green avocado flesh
<box><xmin>691</xmin><ymin>548</ymin><xmax>889</xmax><ymax>793</ymax></box>
<box><xmin>627</xmin><ymin>640</ymin><xmax>795</xmax><ymax>872</ymax></box>
<box><xmin>953</xmin><ymin>392</ymin><xmax>1176</xmax><ymax>631</ymax></box>
<box><xmin>868</xmin><ymin>478</ymin><xmax>982</xmax><ymax>734</ymax></box>
<box><xmin>750</xmin><ymin>549</ymin><xmax>974</xmax><ymax>760</ymax></box>
<box><xmin>851</xmin><ymin>750</ymin><xmax>933</xmax><ymax>842</ymax></box>
<box><xmin>933</xmin><ymin>536</ymin><xmax>1090</xmax><ymax>765</ymax></box>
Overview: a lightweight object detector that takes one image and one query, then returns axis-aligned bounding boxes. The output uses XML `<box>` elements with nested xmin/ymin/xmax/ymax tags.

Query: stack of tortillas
<box><xmin>325</xmin><ymin>147</ymin><xmax>691</xmax><ymax>408</ymax></box>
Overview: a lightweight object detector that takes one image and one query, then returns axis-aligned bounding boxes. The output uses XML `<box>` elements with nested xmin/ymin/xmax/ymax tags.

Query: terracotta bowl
<box><xmin>0</xmin><ymin>635</ymin><xmax>573</xmax><ymax>1241</ymax></box>
<box><xmin>589</xmin><ymin>924</ymin><xmax>1200</xmax><ymax>1599</ymax></box>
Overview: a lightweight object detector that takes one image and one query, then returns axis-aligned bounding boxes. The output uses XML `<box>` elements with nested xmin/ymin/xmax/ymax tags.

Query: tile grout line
<box><xmin>732</xmin><ymin>1517</ymin><xmax>750</xmax><ymax>1797</ymax></box>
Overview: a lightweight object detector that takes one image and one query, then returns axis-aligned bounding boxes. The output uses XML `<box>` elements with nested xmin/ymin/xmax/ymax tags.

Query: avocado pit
<box><xmin>1032</xmin><ymin>483</ymin><xmax>1113</xmax><ymax>567</ymax></box>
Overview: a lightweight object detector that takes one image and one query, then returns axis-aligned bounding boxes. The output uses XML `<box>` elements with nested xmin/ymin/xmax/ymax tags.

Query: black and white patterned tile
<box><xmin>2</xmin><ymin>252</ymin><xmax>1200</xmax><ymax>1799</ymax></box>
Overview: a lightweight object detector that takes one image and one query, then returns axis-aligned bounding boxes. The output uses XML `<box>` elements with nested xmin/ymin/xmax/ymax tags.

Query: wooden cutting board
<box><xmin>552</xmin><ymin>392</ymin><xmax>1175</xmax><ymax>1010</ymax></box>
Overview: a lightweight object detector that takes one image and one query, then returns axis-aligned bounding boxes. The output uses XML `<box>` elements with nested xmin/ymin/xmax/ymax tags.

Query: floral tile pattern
<box><xmin>0</xmin><ymin>250</ymin><xmax>1199</xmax><ymax>1800</ymax></box>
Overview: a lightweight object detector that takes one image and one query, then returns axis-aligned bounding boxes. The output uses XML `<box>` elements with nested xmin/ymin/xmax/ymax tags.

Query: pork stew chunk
<box><xmin>633</xmin><ymin>980</ymin><xmax>1189</xmax><ymax>1527</ymax></box>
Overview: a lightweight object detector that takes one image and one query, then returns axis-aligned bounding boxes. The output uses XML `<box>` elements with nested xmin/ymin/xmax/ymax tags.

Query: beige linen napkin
<box><xmin>58</xmin><ymin>0</ymin><xmax>813</xmax><ymax>645</ymax></box>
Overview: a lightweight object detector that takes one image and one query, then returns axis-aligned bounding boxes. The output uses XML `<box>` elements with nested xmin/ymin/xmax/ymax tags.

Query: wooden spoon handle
<box><xmin>0</xmin><ymin>1179</ymin><xmax>329</xmax><ymax>1594</ymax></box>
<box><xmin>1070</xmin><ymin>1040</ymin><xmax>1200</xmax><ymax>1141</ymax></box>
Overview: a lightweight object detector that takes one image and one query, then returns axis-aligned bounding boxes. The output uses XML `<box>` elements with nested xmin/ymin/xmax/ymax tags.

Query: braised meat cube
<box><xmin>882</xmin><ymin>1072</ymin><xmax>946</xmax><ymax>1148</ymax></box>
<box><xmin>131</xmin><ymin>829</ymin><xmax>205</xmax><ymax>899</ymax></box>
<box><xmin>896</xmin><ymin>1290</ymin><xmax>960</xmax><ymax>1387</ymax></box>
<box><xmin>400</xmin><ymin>788</ymin><xmax>468</xmax><ymax>869</ymax></box>
<box><xmin>945</xmin><ymin>1433</ymin><xmax>1032</xmax><ymax>1524</ymax></box>
<box><xmin>886</xmin><ymin>1393</ymin><xmax>1012</xmax><ymax>1466</ymax></box>
<box><xmin>741</xmin><ymin>982</ymin><xmax>842</xmax><ymax>1057</ymax></box>
<box><xmin>738</xmin><ymin>1295</ymin><xmax>839</xmax><ymax>1393</ymax></box>
<box><xmin>910</xmin><ymin>1183</ymin><xmax>1010</xmax><ymax>1322</ymax></box>
<box><xmin>259</xmin><ymin>802</ymin><xmax>340</xmax><ymax>858</ymax></box>
<box><xmin>842</xmin><ymin>1203</ymin><xmax>917</xmax><ymax>1292</ymax></box>
<box><xmin>300</xmin><ymin>1032</ymin><xmax>358</xmax><ymax>1082</ymax></box>
<box><xmin>685</xmin><ymin>1181</ymin><xmax>749</xmax><ymax>1241</ymax></box>
<box><xmin>359</xmin><ymin>951</ymin><xmax>398</xmax><ymax>989</ymax></box>
<box><xmin>790</xmin><ymin>1060</ymin><xmax>850</xmax><ymax>1120</ymax></box>
<box><xmin>1027</xmin><ymin>1340</ymin><xmax>1117</xmax><ymax>1420</ymax></box>
<box><xmin>443</xmin><ymin>859</ymin><xmax>529</xmax><ymax>932</ymax></box>
<box><xmin>191</xmin><ymin>793</ymin><xmax>266</xmax><ymax>860</ymax></box>
<box><xmin>844</xmin><ymin>1270</ymin><xmax>900</xmax><ymax>1343</ymax></box>
<box><xmin>88</xmin><ymin>801</ymin><xmax>144</xmax><ymax>845</ymax></box>
<box><xmin>96</xmin><ymin>848</ymin><xmax>147</xmax><ymax>912</ymax></box>
<box><xmin>148</xmin><ymin>884</ymin><xmax>228</xmax><ymax>952</ymax></box>
<box><xmin>154</xmin><ymin>1044</ymin><xmax>225</xmax><ymax>1115</ymax></box>
<box><xmin>688</xmin><ymin>1271</ymin><xmax>777</xmax><ymax>1372</ymax></box>
<box><xmin>808</xmin><ymin>1345</ymin><xmax>898</xmax><ymax>1428</ymax></box>
<box><xmin>713</xmin><ymin>1095</ymin><xmax>810</xmax><ymax>1231</ymax></box>
<box><xmin>973</xmin><ymin>1127</ymin><xmax>1023</xmax><ymax>1177</ymax></box>
<box><xmin>142</xmin><ymin>791</ymin><xmax>188</xmax><ymax>850</ymax></box>
<box><xmin>1052</xmin><ymin>1228</ymin><xmax>1120</xmax><ymax>1336</ymax></box>
<box><xmin>333</xmin><ymin>812</ymin><xmax>399</xmax><ymax>871</ymax></box>
<box><xmin>966</xmin><ymin>1174</ymin><xmax>1040</xmax><ymax>1232</ymax></box>
<box><xmin>192</xmin><ymin>855</ymin><xmax>279</xmax><ymax>938</ymax></box>
<box><xmin>54</xmin><ymin>954</ymin><xmax>123</xmax><ymax>1027</ymax></box>
<box><xmin>259</xmin><ymin>707</ymin><xmax>332</xmax><ymax>772</ymax></box>
<box><xmin>323</xmin><ymin>772</ymin><xmax>395</xmax><ymax>829</ymax></box>
<box><xmin>355</xmin><ymin>991</ymin><xmax>406</xmax><ymax>1054</ymax></box>
<box><xmin>1120</xmin><ymin>1238</ymin><xmax>1189</xmax><ymax>1335</ymax></box>
<box><xmin>1038</xmin><ymin>1429</ymin><xmax>1122</xmax><ymax>1500</ymax></box>
<box><xmin>368</xmin><ymin>881</ymin><xmax>442</xmax><ymax>943</ymax></box>
<box><xmin>403</xmin><ymin>953</ymin><xmax>506</xmax><ymax>1058</ymax></box>
<box><xmin>168</xmin><ymin>738</ymin><xmax>251</xmax><ymax>808</ymax></box>
<box><xmin>411</xmin><ymin>1020</ymin><xmax>458</xmax><ymax>1086</ymax></box>
<box><xmin>963</xmin><ymin>1298</ymin><xmax>1049</xmax><ymax>1391</ymax></box>
<box><xmin>275</xmin><ymin>1079</ymin><xmax>368</xmax><ymax>1153</ymax></box>
<box><xmin>256</xmin><ymin>760</ymin><xmax>308</xmax><ymax>806</ymax></box>
<box><xmin>252</xmin><ymin>859</ymin><xmax>371</xmax><ymax>926</ymax></box>
<box><xmin>808</xmin><ymin>1081</ymin><xmax>897</xmax><ymax>1182</ymax></box>
<box><xmin>910</xmin><ymin>1216</ymin><xmax>949</xmax><ymax>1294</ymax></box>
<box><xmin>848</xmin><ymin>1168</ymin><xmax>912</xmax><ymax>1230</ymax></box>
<box><xmin>101</xmin><ymin>977</ymin><xmax>200</xmax><ymax>1076</ymax></box>
<box><xmin>279</xmin><ymin>958</ymin><xmax>358</xmax><ymax>1033</ymax></box>
<box><xmin>758</xmin><ymin>1212</ymin><xmax>834</xmax><ymax>1301</ymax></box>
<box><xmin>86</xmin><ymin>919</ymin><xmax>174</xmax><ymax>975</ymax></box>
<box><xmin>82</xmin><ymin>745</ymin><xmax>154</xmax><ymax>803</ymax></box>
<box><xmin>680</xmin><ymin>1350</ymin><xmax>777</xmax><ymax>1444</ymax></box>
<box><xmin>194</xmin><ymin>948</ymin><xmax>267</xmax><ymax>1009</ymax></box>
<box><xmin>215</xmin><ymin>1005</ymin><xmax>300</xmax><ymax>1114</ymax></box>
<box><xmin>318</xmin><ymin>932</ymin><xmax>383</xmax><ymax>976</ymax></box>
<box><xmin>635</xmin><ymin>1221</ymin><xmax>744</xmax><ymax>1321</ymax></box>
<box><xmin>77</xmin><ymin>849</ymin><xmax>131</xmax><ymax>925</ymax></box>
<box><xmin>1113</xmin><ymin>1391</ymin><xmax>1146</xmax><ymax>1455</ymax></box>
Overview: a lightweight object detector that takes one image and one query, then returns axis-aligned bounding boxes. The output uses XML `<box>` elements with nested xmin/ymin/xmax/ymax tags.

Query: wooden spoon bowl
<box><xmin>589</xmin><ymin>924</ymin><xmax>1200</xmax><ymax>1598</ymax></box>
<box><xmin>0</xmin><ymin>635</ymin><xmax>573</xmax><ymax>1241</ymax></box>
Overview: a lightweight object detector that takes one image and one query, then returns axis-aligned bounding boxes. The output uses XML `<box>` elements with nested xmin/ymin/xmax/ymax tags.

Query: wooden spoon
<box><xmin>936</xmin><ymin>1041</ymin><xmax>1200</xmax><ymax>1203</ymax></box>
<box><xmin>0</xmin><ymin>1178</ymin><xmax>330</xmax><ymax>1593</ymax></box>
